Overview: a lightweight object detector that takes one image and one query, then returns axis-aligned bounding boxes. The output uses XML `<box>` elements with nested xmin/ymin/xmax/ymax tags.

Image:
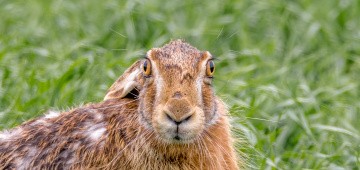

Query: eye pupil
<box><xmin>206</xmin><ymin>60</ymin><xmax>215</xmax><ymax>77</ymax></box>
<box><xmin>209</xmin><ymin>61</ymin><xmax>214</xmax><ymax>73</ymax></box>
<box><xmin>143</xmin><ymin>59</ymin><xmax>151</xmax><ymax>76</ymax></box>
<box><xmin>143</xmin><ymin>61</ymin><xmax>148</xmax><ymax>72</ymax></box>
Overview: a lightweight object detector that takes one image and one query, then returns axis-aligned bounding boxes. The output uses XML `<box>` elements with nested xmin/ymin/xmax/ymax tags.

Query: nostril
<box><xmin>165</xmin><ymin>111</ymin><xmax>193</xmax><ymax>125</ymax></box>
<box><xmin>184</xmin><ymin>114</ymin><xmax>192</xmax><ymax>121</ymax></box>
<box><xmin>165</xmin><ymin>113</ymin><xmax>174</xmax><ymax>122</ymax></box>
<box><xmin>165</xmin><ymin>112</ymin><xmax>181</xmax><ymax>125</ymax></box>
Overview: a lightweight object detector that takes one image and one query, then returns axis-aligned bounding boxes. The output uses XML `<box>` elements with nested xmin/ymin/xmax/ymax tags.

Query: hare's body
<box><xmin>0</xmin><ymin>40</ymin><xmax>240</xmax><ymax>169</ymax></box>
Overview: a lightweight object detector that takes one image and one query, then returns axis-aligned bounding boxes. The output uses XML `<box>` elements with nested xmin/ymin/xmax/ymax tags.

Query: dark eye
<box><xmin>143</xmin><ymin>59</ymin><xmax>151</xmax><ymax>76</ymax></box>
<box><xmin>206</xmin><ymin>60</ymin><xmax>215</xmax><ymax>77</ymax></box>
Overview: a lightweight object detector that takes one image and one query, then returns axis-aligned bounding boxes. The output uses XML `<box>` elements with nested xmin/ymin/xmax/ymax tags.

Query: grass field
<box><xmin>1</xmin><ymin>0</ymin><xmax>359</xmax><ymax>169</ymax></box>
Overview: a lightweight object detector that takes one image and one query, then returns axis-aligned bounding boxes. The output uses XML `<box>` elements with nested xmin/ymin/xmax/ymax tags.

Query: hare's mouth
<box><xmin>158</xmin><ymin>128</ymin><xmax>200</xmax><ymax>144</ymax></box>
<box><xmin>152</xmin><ymin>106</ymin><xmax>205</xmax><ymax>144</ymax></box>
<box><xmin>169</xmin><ymin>135</ymin><xmax>196</xmax><ymax>144</ymax></box>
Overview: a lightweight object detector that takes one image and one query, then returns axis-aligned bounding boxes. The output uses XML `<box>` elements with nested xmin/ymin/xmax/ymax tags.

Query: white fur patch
<box><xmin>128</xmin><ymin>69</ymin><xmax>140</xmax><ymax>83</ymax></box>
<box><xmin>88</xmin><ymin>109</ymin><xmax>103</xmax><ymax>121</ymax></box>
<box><xmin>0</xmin><ymin>130</ymin><xmax>10</xmax><ymax>140</ymax></box>
<box><xmin>13</xmin><ymin>146</ymin><xmax>38</xmax><ymax>170</ymax></box>
<box><xmin>14</xmin><ymin>156</ymin><xmax>25</xmax><ymax>170</ymax></box>
<box><xmin>66</xmin><ymin>156</ymin><xmax>76</xmax><ymax>166</ymax></box>
<box><xmin>85</xmin><ymin>123</ymin><xmax>107</xmax><ymax>142</ymax></box>
<box><xmin>196</xmin><ymin>77</ymin><xmax>203</xmax><ymax>104</ymax></box>
<box><xmin>45</xmin><ymin>111</ymin><xmax>60</xmax><ymax>119</ymax></box>
<box><xmin>0</xmin><ymin>128</ymin><xmax>22</xmax><ymax>140</ymax></box>
<box><xmin>20</xmin><ymin>147</ymin><xmax>39</xmax><ymax>168</ymax></box>
<box><xmin>90</xmin><ymin>127</ymin><xmax>106</xmax><ymax>140</ymax></box>
<box><xmin>153</xmin><ymin>61</ymin><xmax>163</xmax><ymax>100</ymax></box>
<box><xmin>31</xmin><ymin>119</ymin><xmax>50</xmax><ymax>126</ymax></box>
<box><xmin>156</xmin><ymin>76</ymin><xmax>164</xmax><ymax>99</ymax></box>
<box><xmin>27</xmin><ymin>146</ymin><xmax>38</xmax><ymax>157</ymax></box>
<box><xmin>93</xmin><ymin>112</ymin><xmax>103</xmax><ymax>121</ymax></box>
<box><xmin>72</xmin><ymin>142</ymin><xmax>81</xmax><ymax>149</ymax></box>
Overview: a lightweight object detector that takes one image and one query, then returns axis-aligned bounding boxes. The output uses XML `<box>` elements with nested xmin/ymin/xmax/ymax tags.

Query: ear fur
<box><xmin>104</xmin><ymin>60</ymin><xmax>144</xmax><ymax>100</ymax></box>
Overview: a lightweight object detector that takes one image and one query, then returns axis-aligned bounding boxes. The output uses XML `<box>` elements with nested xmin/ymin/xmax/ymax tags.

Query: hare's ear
<box><xmin>104</xmin><ymin>60</ymin><xmax>144</xmax><ymax>100</ymax></box>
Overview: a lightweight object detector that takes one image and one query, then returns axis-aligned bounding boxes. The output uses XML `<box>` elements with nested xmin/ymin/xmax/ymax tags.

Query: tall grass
<box><xmin>1</xmin><ymin>0</ymin><xmax>359</xmax><ymax>169</ymax></box>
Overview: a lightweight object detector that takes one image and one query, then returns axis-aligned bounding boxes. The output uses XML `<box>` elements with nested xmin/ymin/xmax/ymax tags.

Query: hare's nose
<box><xmin>164</xmin><ymin>98</ymin><xmax>193</xmax><ymax>125</ymax></box>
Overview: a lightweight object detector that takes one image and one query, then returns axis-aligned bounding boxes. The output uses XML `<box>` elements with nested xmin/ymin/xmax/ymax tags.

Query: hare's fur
<box><xmin>0</xmin><ymin>40</ymin><xmax>240</xmax><ymax>169</ymax></box>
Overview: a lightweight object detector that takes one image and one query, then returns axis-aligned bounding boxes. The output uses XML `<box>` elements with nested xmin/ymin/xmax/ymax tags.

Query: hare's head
<box><xmin>105</xmin><ymin>40</ymin><xmax>218</xmax><ymax>144</ymax></box>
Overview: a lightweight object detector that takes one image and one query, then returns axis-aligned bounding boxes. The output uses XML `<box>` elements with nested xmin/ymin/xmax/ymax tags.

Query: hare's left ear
<box><xmin>104</xmin><ymin>60</ymin><xmax>144</xmax><ymax>100</ymax></box>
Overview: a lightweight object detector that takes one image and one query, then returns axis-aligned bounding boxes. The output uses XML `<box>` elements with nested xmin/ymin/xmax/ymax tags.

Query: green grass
<box><xmin>1</xmin><ymin>0</ymin><xmax>359</xmax><ymax>169</ymax></box>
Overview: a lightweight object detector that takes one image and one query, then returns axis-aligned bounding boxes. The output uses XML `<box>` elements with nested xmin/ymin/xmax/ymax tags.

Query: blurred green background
<box><xmin>0</xmin><ymin>0</ymin><xmax>359</xmax><ymax>169</ymax></box>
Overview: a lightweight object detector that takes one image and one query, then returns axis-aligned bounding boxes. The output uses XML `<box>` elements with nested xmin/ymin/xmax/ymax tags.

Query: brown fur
<box><xmin>0</xmin><ymin>40</ymin><xmax>240</xmax><ymax>169</ymax></box>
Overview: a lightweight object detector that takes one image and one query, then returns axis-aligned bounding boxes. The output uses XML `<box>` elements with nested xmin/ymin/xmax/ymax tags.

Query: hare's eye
<box><xmin>206</xmin><ymin>60</ymin><xmax>215</xmax><ymax>77</ymax></box>
<box><xmin>143</xmin><ymin>59</ymin><xmax>151</xmax><ymax>76</ymax></box>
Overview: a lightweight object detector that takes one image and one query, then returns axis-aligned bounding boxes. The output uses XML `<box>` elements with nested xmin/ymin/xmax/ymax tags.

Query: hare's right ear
<box><xmin>104</xmin><ymin>60</ymin><xmax>144</xmax><ymax>100</ymax></box>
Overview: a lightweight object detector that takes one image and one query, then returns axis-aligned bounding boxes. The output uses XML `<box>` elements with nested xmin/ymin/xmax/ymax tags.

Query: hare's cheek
<box><xmin>151</xmin><ymin>105</ymin><xmax>165</xmax><ymax>124</ymax></box>
<box><xmin>139</xmin><ymin>86</ymin><xmax>157</xmax><ymax>118</ymax></box>
<box><xmin>201</xmin><ymin>85</ymin><xmax>216</xmax><ymax>123</ymax></box>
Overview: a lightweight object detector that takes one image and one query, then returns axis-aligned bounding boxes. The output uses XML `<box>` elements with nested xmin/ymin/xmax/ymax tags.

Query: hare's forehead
<box><xmin>150</xmin><ymin>53</ymin><xmax>204</xmax><ymax>74</ymax></box>
<box><xmin>149</xmin><ymin>47</ymin><xmax>208</xmax><ymax>65</ymax></box>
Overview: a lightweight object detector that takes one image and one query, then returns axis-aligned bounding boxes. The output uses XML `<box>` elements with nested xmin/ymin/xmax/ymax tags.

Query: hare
<box><xmin>0</xmin><ymin>40</ymin><xmax>240</xmax><ymax>169</ymax></box>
